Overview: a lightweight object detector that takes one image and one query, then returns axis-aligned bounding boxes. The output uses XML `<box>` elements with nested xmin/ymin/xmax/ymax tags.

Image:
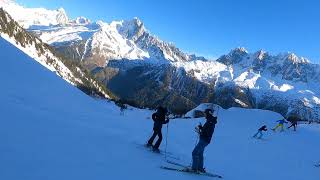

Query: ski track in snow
<box><xmin>0</xmin><ymin>37</ymin><xmax>320</xmax><ymax>180</ymax></box>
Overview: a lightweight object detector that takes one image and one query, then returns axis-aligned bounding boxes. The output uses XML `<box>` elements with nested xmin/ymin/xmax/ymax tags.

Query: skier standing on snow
<box><xmin>287</xmin><ymin>115</ymin><xmax>299</xmax><ymax>131</ymax></box>
<box><xmin>146</xmin><ymin>106</ymin><xmax>169</xmax><ymax>152</ymax></box>
<box><xmin>272</xmin><ymin>118</ymin><xmax>288</xmax><ymax>132</ymax></box>
<box><xmin>253</xmin><ymin>125</ymin><xmax>268</xmax><ymax>139</ymax></box>
<box><xmin>192</xmin><ymin>108</ymin><xmax>217</xmax><ymax>173</ymax></box>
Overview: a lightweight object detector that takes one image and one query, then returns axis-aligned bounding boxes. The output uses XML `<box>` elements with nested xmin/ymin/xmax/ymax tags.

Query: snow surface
<box><xmin>1</xmin><ymin>37</ymin><xmax>320</xmax><ymax>180</ymax></box>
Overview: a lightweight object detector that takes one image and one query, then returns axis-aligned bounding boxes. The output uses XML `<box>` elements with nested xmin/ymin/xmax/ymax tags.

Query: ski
<box><xmin>164</xmin><ymin>160</ymin><xmax>223</xmax><ymax>178</ymax></box>
<box><xmin>166</xmin><ymin>160</ymin><xmax>189</xmax><ymax>168</ymax></box>
<box><xmin>160</xmin><ymin>166</ymin><xmax>223</xmax><ymax>178</ymax></box>
<box><xmin>135</xmin><ymin>143</ymin><xmax>180</xmax><ymax>160</ymax></box>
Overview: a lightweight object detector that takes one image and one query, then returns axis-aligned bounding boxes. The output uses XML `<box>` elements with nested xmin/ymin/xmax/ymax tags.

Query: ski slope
<box><xmin>0</xmin><ymin>36</ymin><xmax>319</xmax><ymax>180</ymax></box>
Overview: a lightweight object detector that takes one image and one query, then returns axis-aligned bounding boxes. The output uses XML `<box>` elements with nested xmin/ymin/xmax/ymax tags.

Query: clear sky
<box><xmin>17</xmin><ymin>0</ymin><xmax>320</xmax><ymax>63</ymax></box>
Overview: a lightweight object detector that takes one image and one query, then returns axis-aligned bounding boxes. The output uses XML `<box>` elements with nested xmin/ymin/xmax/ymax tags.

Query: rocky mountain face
<box><xmin>96</xmin><ymin>61</ymin><xmax>217</xmax><ymax>114</ymax></box>
<box><xmin>1</xmin><ymin>1</ymin><xmax>319</xmax><ymax>121</ymax></box>
<box><xmin>0</xmin><ymin>7</ymin><xmax>115</xmax><ymax>99</ymax></box>
<box><xmin>215</xmin><ymin>48</ymin><xmax>320</xmax><ymax>120</ymax></box>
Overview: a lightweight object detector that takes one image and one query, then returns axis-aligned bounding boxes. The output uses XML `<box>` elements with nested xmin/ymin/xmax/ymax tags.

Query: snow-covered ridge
<box><xmin>70</xmin><ymin>16</ymin><xmax>91</xmax><ymax>25</ymax></box>
<box><xmin>0</xmin><ymin>8</ymin><xmax>78</xmax><ymax>85</ymax></box>
<box><xmin>0</xmin><ymin>7</ymin><xmax>112</xmax><ymax>99</ymax></box>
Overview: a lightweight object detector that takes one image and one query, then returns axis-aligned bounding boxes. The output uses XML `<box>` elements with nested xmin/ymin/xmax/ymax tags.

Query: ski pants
<box><xmin>253</xmin><ymin>130</ymin><xmax>263</xmax><ymax>139</ymax></box>
<box><xmin>147</xmin><ymin>129</ymin><xmax>162</xmax><ymax>149</ymax></box>
<box><xmin>288</xmin><ymin>123</ymin><xmax>297</xmax><ymax>131</ymax></box>
<box><xmin>192</xmin><ymin>139</ymin><xmax>209</xmax><ymax>171</ymax></box>
<box><xmin>273</xmin><ymin>124</ymin><xmax>284</xmax><ymax>131</ymax></box>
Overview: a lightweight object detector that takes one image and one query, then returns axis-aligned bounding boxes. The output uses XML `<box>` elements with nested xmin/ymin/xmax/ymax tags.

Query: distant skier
<box><xmin>146</xmin><ymin>106</ymin><xmax>169</xmax><ymax>152</ymax></box>
<box><xmin>119</xmin><ymin>104</ymin><xmax>126</xmax><ymax>116</ymax></box>
<box><xmin>287</xmin><ymin>115</ymin><xmax>299</xmax><ymax>131</ymax></box>
<box><xmin>192</xmin><ymin>108</ymin><xmax>217</xmax><ymax>173</ymax></box>
<box><xmin>272</xmin><ymin>118</ymin><xmax>288</xmax><ymax>132</ymax></box>
<box><xmin>253</xmin><ymin>125</ymin><xmax>268</xmax><ymax>139</ymax></box>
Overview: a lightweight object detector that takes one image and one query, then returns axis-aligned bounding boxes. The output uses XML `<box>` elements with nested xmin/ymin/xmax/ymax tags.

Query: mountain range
<box><xmin>0</xmin><ymin>0</ymin><xmax>319</xmax><ymax>121</ymax></box>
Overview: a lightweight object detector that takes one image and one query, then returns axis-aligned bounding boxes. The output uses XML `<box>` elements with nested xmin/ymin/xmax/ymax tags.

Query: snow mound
<box><xmin>185</xmin><ymin>103</ymin><xmax>222</xmax><ymax>118</ymax></box>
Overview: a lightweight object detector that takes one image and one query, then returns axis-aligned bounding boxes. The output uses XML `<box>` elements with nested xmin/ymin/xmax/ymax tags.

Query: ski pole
<box><xmin>194</xmin><ymin>133</ymin><xmax>199</xmax><ymax>148</ymax></box>
<box><xmin>165</xmin><ymin>122</ymin><xmax>169</xmax><ymax>160</ymax></box>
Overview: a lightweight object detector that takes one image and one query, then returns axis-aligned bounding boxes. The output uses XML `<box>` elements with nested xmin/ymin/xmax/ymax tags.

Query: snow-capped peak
<box><xmin>57</xmin><ymin>7</ymin><xmax>66</xmax><ymax>14</ymax></box>
<box><xmin>132</xmin><ymin>17</ymin><xmax>143</xmax><ymax>27</ymax></box>
<box><xmin>0</xmin><ymin>0</ymin><xmax>12</xmax><ymax>4</ymax></box>
<box><xmin>217</xmin><ymin>47</ymin><xmax>249</xmax><ymax>65</ymax></box>
<box><xmin>276</xmin><ymin>52</ymin><xmax>310</xmax><ymax>65</ymax></box>
<box><xmin>254</xmin><ymin>50</ymin><xmax>267</xmax><ymax>60</ymax></box>
<box><xmin>230</xmin><ymin>47</ymin><xmax>248</xmax><ymax>54</ymax></box>
<box><xmin>0</xmin><ymin>0</ymin><xmax>69</xmax><ymax>28</ymax></box>
<box><xmin>71</xmin><ymin>16</ymin><xmax>91</xmax><ymax>25</ymax></box>
<box><xmin>56</xmin><ymin>7</ymin><xmax>68</xmax><ymax>25</ymax></box>
<box><xmin>116</xmin><ymin>17</ymin><xmax>146</xmax><ymax>41</ymax></box>
<box><xmin>285</xmin><ymin>52</ymin><xmax>309</xmax><ymax>64</ymax></box>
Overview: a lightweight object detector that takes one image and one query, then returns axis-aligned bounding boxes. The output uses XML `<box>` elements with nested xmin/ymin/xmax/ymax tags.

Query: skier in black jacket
<box><xmin>192</xmin><ymin>108</ymin><xmax>217</xmax><ymax>172</ymax></box>
<box><xmin>146</xmin><ymin>106</ymin><xmax>169</xmax><ymax>152</ymax></box>
<box><xmin>253</xmin><ymin>125</ymin><xmax>268</xmax><ymax>139</ymax></box>
<box><xmin>287</xmin><ymin>115</ymin><xmax>299</xmax><ymax>131</ymax></box>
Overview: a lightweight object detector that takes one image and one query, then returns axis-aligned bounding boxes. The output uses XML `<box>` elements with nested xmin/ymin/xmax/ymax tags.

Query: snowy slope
<box><xmin>1</xmin><ymin>36</ymin><xmax>320</xmax><ymax>180</ymax></box>
<box><xmin>0</xmin><ymin>7</ymin><xmax>113</xmax><ymax>99</ymax></box>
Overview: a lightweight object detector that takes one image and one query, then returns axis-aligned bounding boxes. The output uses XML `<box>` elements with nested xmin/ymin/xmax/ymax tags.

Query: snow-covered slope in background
<box><xmin>0</xmin><ymin>7</ymin><xmax>113</xmax><ymax>98</ymax></box>
<box><xmin>0</xmin><ymin>32</ymin><xmax>79</xmax><ymax>85</ymax></box>
<box><xmin>1</xmin><ymin>36</ymin><xmax>320</xmax><ymax>180</ymax></box>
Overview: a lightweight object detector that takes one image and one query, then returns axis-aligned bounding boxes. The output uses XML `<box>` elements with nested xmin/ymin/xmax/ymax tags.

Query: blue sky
<box><xmin>18</xmin><ymin>0</ymin><xmax>320</xmax><ymax>63</ymax></box>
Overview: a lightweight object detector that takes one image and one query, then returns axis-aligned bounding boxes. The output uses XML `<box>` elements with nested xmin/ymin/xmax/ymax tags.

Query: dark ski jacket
<box><xmin>287</xmin><ymin>116</ymin><xmax>298</xmax><ymax>125</ymax></box>
<box><xmin>258</xmin><ymin>125</ymin><xmax>267</xmax><ymax>131</ymax></box>
<box><xmin>199</xmin><ymin>114</ymin><xmax>217</xmax><ymax>143</ymax></box>
<box><xmin>152</xmin><ymin>111</ymin><xmax>169</xmax><ymax>131</ymax></box>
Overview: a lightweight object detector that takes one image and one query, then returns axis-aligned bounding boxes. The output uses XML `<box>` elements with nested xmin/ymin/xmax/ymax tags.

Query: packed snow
<box><xmin>1</xmin><ymin>36</ymin><xmax>320</xmax><ymax>180</ymax></box>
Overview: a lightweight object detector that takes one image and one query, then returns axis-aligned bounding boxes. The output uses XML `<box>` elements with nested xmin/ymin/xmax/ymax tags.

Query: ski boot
<box><xmin>198</xmin><ymin>168</ymin><xmax>206</xmax><ymax>173</ymax></box>
<box><xmin>145</xmin><ymin>143</ymin><xmax>152</xmax><ymax>148</ymax></box>
<box><xmin>152</xmin><ymin>147</ymin><xmax>160</xmax><ymax>153</ymax></box>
